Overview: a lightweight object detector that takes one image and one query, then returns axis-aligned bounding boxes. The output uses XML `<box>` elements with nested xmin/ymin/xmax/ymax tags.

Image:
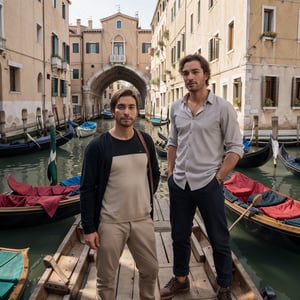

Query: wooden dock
<box><xmin>30</xmin><ymin>182</ymin><xmax>262</xmax><ymax>300</ymax></box>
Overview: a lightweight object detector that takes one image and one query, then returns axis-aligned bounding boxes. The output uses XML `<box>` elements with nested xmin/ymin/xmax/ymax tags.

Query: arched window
<box><xmin>116</xmin><ymin>20</ymin><xmax>122</xmax><ymax>29</ymax></box>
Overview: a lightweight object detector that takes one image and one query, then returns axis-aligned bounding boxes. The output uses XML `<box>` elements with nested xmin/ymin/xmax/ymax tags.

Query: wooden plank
<box><xmin>44</xmin><ymin>255</ymin><xmax>78</xmax><ymax>295</ymax></box>
<box><xmin>155</xmin><ymin>232</ymin><xmax>169</xmax><ymax>265</ymax></box>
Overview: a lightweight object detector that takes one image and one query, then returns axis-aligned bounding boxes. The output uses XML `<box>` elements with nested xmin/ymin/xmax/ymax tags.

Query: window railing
<box><xmin>110</xmin><ymin>54</ymin><xmax>126</xmax><ymax>63</ymax></box>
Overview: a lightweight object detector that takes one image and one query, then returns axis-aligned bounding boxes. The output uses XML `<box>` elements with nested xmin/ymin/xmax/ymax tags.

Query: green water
<box><xmin>0</xmin><ymin>118</ymin><xmax>299</xmax><ymax>299</ymax></box>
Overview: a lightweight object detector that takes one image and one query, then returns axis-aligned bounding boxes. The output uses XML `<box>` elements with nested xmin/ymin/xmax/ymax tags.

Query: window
<box><xmin>116</xmin><ymin>20</ymin><xmax>122</xmax><ymax>29</ymax></box>
<box><xmin>190</xmin><ymin>13</ymin><xmax>194</xmax><ymax>33</ymax></box>
<box><xmin>36</xmin><ymin>23</ymin><xmax>42</xmax><ymax>43</ymax></box>
<box><xmin>86</xmin><ymin>42</ymin><xmax>99</xmax><ymax>53</ymax></box>
<box><xmin>60</xmin><ymin>80</ymin><xmax>67</xmax><ymax>97</ymax></box>
<box><xmin>113</xmin><ymin>42</ymin><xmax>124</xmax><ymax>55</ymax></box>
<box><xmin>291</xmin><ymin>77</ymin><xmax>300</xmax><ymax>107</ymax></box>
<box><xmin>62</xmin><ymin>42</ymin><xmax>69</xmax><ymax>62</ymax></box>
<box><xmin>222</xmin><ymin>84</ymin><xmax>228</xmax><ymax>100</ymax></box>
<box><xmin>208</xmin><ymin>34</ymin><xmax>219</xmax><ymax>61</ymax></box>
<box><xmin>263</xmin><ymin>6</ymin><xmax>276</xmax><ymax>34</ymax></box>
<box><xmin>51</xmin><ymin>77</ymin><xmax>58</xmax><ymax>96</ymax></box>
<box><xmin>72</xmin><ymin>95</ymin><xmax>79</xmax><ymax>104</ymax></box>
<box><xmin>37</xmin><ymin>73</ymin><xmax>43</xmax><ymax>93</ymax></box>
<box><xmin>177</xmin><ymin>40</ymin><xmax>181</xmax><ymax>59</ymax></box>
<box><xmin>262</xmin><ymin>76</ymin><xmax>279</xmax><ymax>107</ymax></box>
<box><xmin>197</xmin><ymin>1</ymin><xmax>201</xmax><ymax>24</ymax></box>
<box><xmin>181</xmin><ymin>33</ymin><xmax>185</xmax><ymax>51</ymax></box>
<box><xmin>233</xmin><ymin>78</ymin><xmax>242</xmax><ymax>107</ymax></box>
<box><xmin>208</xmin><ymin>0</ymin><xmax>214</xmax><ymax>9</ymax></box>
<box><xmin>72</xmin><ymin>69</ymin><xmax>79</xmax><ymax>79</ymax></box>
<box><xmin>62</xmin><ymin>2</ymin><xmax>66</xmax><ymax>19</ymax></box>
<box><xmin>0</xmin><ymin>1</ymin><xmax>4</xmax><ymax>50</ymax></box>
<box><xmin>72</xmin><ymin>43</ymin><xmax>79</xmax><ymax>53</ymax></box>
<box><xmin>52</xmin><ymin>0</ymin><xmax>56</xmax><ymax>8</ymax></box>
<box><xmin>228</xmin><ymin>21</ymin><xmax>234</xmax><ymax>51</ymax></box>
<box><xmin>9</xmin><ymin>66</ymin><xmax>21</xmax><ymax>92</ymax></box>
<box><xmin>142</xmin><ymin>42</ymin><xmax>151</xmax><ymax>53</ymax></box>
<box><xmin>52</xmin><ymin>33</ymin><xmax>59</xmax><ymax>56</ymax></box>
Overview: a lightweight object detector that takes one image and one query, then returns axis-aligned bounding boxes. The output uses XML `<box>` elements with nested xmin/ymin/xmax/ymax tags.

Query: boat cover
<box><xmin>0</xmin><ymin>194</ymin><xmax>66</xmax><ymax>217</ymax></box>
<box><xmin>0</xmin><ymin>251</ymin><xmax>23</xmax><ymax>299</ymax></box>
<box><xmin>224</xmin><ymin>172</ymin><xmax>300</xmax><ymax>220</ymax></box>
<box><xmin>7</xmin><ymin>174</ymin><xmax>78</xmax><ymax>196</ymax></box>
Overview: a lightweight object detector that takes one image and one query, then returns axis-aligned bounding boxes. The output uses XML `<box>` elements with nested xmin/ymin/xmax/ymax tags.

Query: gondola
<box><xmin>0</xmin><ymin>127</ymin><xmax>74</xmax><ymax>157</ymax></box>
<box><xmin>0</xmin><ymin>247</ymin><xmax>29</xmax><ymax>300</ymax></box>
<box><xmin>236</xmin><ymin>142</ymin><xmax>273</xmax><ymax>168</ymax></box>
<box><xmin>75</xmin><ymin>121</ymin><xmax>97</xmax><ymax>138</ymax></box>
<box><xmin>155</xmin><ymin>140</ymin><xmax>167</xmax><ymax>158</ymax></box>
<box><xmin>150</xmin><ymin>117</ymin><xmax>169</xmax><ymax>126</ymax></box>
<box><xmin>157</xmin><ymin>130</ymin><xmax>168</xmax><ymax>142</ymax></box>
<box><xmin>224</xmin><ymin>172</ymin><xmax>300</xmax><ymax>245</ymax></box>
<box><xmin>0</xmin><ymin>175</ymin><xmax>80</xmax><ymax>228</ymax></box>
<box><xmin>29</xmin><ymin>212</ymin><xmax>266</xmax><ymax>300</ymax></box>
<box><xmin>278</xmin><ymin>144</ymin><xmax>300</xmax><ymax>177</ymax></box>
<box><xmin>101</xmin><ymin>109</ymin><xmax>114</xmax><ymax>119</ymax></box>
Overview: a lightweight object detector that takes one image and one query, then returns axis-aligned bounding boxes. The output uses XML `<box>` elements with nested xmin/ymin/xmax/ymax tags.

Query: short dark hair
<box><xmin>179</xmin><ymin>54</ymin><xmax>211</xmax><ymax>86</ymax></box>
<box><xmin>110</xmin><ymin>88</ymin><xmax>140</xmax><ymax>111</ymax></box>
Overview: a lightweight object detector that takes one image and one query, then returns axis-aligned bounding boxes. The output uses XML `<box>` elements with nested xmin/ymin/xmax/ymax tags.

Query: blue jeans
<box><xmin>168</xmin><ymin>175</ymin><xmax>232</xmax><ymax>288</ymax></box>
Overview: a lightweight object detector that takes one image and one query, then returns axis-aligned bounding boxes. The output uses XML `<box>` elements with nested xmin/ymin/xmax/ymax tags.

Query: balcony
<box><xmin>51</xmin><ymin>56</ymin><xmax>62</xmax><ymax>71</ymax></box>
<box><xmin>110</xmin><ymin>54</ymin><xmax>126</xmax><ymax>64</ymax></box>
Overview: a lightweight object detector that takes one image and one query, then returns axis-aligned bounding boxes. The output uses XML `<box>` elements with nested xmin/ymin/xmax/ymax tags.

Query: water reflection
<box><xmin>1</xmin><ymin>118</ymin><xmax>300</xmax><ymax>299</ymax></box>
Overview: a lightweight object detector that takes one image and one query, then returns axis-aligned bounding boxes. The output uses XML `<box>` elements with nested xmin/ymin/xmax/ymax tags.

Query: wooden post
<box><xmin>253</xmin><ymin>115</ymin><xmax>259</xmax><ymax>146</ymax></box>
<box><xmin>297</xmin><ymin>116</ymin><xmax>300</xmax><ymax>145</ymax></box>
<box><xmin>0</xmin><ymin>111</ymin><xmax>6</xmax><ymax>143</ymax></box>
<box><xmin>36</xmin><ymin>107</ymin><xmax>42</xmax><ymax>136</ymax></box>
<box><xmin>22</xmin><ymin>109</ymin><xmax>28</xmax><ymax>140</ymax></box>
<box><xmin>42</xmin><ymin>109</ymin><xmax>48</xmax><ymax>135</ymax></box>
<box><xmin>271</xmin><ymin>116</ymin><xmax>278</xmax><ymax>140</ymax></box>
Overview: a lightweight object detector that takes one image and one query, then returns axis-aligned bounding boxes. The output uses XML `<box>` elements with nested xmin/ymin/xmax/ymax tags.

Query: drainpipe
<box><xmin>42</xmin><ymin>0</ymin><xmax>46</xmax><ymax>111</ymax></box>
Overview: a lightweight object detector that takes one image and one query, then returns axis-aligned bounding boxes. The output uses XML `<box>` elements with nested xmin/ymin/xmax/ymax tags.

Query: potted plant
<box><xmin>163</xmin><ymin>30</ymin><xmax>169</xmax><ymax>40</ymax></box>
<box><xmin>158</xmin><ymin>40</ymin><xmax>165</xmax><ymax>50</ymax></box>
<box><xmin>264</xmin><ymin>98</ymin><xmax>274</xmax><ymax>107</ymax></box>
<box><xmin>261</xmin><ymin>31</ymin><xmax>277</xmax><ymax>39</ymax></box>
<box><xmin>233</xmin><ymin>98</ymin><xmax>241</xmax><ymax>108</ymax></box>
<box><xmin>295</xmin><ymin>98</ymin><xmax>300</xmax><ymax>106</ymax></box>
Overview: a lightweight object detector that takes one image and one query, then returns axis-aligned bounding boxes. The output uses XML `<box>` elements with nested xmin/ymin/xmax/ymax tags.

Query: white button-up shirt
<box><xmin>168</xmin><ymin>91</ymin><xmax>244</xmax><ymax>191</ymax></box>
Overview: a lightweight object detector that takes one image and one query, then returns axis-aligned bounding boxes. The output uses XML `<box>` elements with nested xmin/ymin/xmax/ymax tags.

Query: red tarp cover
<box><xmin>0</xmin><ymin>194</ymin><xmax>66</xmax><ymax>217</ymax></box>
<box><xmin>224</xmin><ymin>172</ymin><xmax>300</xmax><ymax>220</ymax></box>
<box><xmin>7</xmin><ymin>174</ymin><xmax>78</xmax><ymax>196</ymax></box>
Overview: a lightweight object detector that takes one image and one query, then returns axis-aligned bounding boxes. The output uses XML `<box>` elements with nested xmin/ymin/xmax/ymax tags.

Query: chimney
<box><xmin>76</xmin><ymin>19</ymin><xmax>81</xmax><ymax>34</ymax></box>
<box><xmin>88</xmin><ymin>19</ymin><xmax>93</xmax><ymax>29</ymax></box>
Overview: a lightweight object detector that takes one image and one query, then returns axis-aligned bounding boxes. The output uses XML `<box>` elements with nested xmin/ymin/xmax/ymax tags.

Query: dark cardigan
<box><xmin>80</xmin><ymin>129</ymin><xmax>160</xmax><ymax>234</ymax></box>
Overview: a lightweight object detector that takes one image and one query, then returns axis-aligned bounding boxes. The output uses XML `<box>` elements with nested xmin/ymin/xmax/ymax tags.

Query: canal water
<box><xmin>0</xmin><ymin>118</ymin><xmax>300</xmax><ymax>299</ymax></box>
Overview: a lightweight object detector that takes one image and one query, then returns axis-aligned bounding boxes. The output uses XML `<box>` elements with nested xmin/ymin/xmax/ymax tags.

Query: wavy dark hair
<box><xmin>110</xmin><ymin>88</ymin><xmax>140</xmax><ymax>111</ymax></box>
<box><xmin>179</xmin><ymin>54</ymin><xmax>211</xmax><ymax>86</ymax></box>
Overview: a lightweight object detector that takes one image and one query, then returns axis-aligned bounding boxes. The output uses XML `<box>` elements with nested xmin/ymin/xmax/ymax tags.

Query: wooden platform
<box><xmin>78</xmin><ymin>184</ymin><xmax>217</xmax><ymax>300</ymax></box>
<box><xmin>31</xmin><ymin>182</ymin><xmax>262</xmax><ymax>300</ymax></box>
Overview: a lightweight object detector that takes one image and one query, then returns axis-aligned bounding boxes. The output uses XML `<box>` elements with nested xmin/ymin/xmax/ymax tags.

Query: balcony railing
<box><xmin>51</xmin><ymin>56</ymin><xmax>62</xmax><ymax>70</ymax></box>
<box><xmin>110</xmin><ymin>54</ymin><xmax>126</xmax><ymax>64</ymax></box>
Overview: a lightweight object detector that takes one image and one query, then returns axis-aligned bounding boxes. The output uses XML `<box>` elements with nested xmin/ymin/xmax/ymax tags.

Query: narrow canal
<box><xmin>0</xmin><ymin>118</ymin><xmax>299</xmax><ymax>299</ymax></box>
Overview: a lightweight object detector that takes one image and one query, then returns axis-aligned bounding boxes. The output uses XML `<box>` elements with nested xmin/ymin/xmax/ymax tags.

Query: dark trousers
<box><xmin>168</xmin><ymin>175</ymin><xmax>232</xmax><ymax>288</ymax></box>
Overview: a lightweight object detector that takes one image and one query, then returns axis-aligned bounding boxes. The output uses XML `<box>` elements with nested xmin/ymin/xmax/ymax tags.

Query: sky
<box><xmin>69</xmin><ymin>0</ymin><xmax>157</xmax><ymax>29</ymax></box>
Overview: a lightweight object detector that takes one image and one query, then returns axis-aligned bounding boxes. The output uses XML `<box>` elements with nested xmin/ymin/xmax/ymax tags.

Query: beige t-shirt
<box><xmin>100</xmin><ymin>153</ymin><xmax>151</xmax><ymax>223</ymax></box>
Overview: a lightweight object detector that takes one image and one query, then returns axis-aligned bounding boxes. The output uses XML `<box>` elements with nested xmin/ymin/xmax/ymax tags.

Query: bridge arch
<box><xmin>83</xmin><ymin>64</ymin><xmax>150</xmax><ymax>117</ymax></box>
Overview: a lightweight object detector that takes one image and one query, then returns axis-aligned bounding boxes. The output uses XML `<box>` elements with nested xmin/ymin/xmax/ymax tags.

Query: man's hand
<box><xmin>84</xmin><ymin>232</ymin><xmax>100</xmax><ymax>250</ymax></box>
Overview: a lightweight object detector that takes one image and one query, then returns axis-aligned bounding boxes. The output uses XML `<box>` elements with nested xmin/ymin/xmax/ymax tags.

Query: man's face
<box><xmin>181</xmin><ymin>60</ymin><xmax>208</xmax><ymax>92</ymax></box>
<box><xmin>113</xmin><ymin>96</ymin><xmax>138</xmax><ymax>128</ymax></box>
